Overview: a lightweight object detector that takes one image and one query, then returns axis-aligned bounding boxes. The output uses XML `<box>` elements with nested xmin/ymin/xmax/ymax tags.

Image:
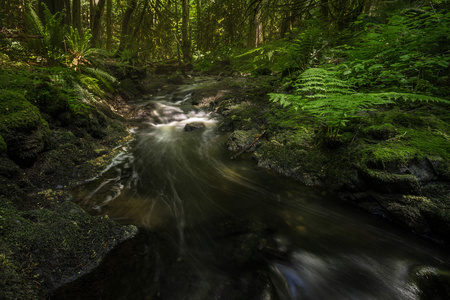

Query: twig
<box><xmin>231</xmin><ymin>130</ymin><xmax>266</xmax><ymax>160</ymax></box>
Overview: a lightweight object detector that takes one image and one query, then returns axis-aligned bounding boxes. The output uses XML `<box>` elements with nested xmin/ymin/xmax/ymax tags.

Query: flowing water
<box><xmin>53</xmin><ymin>81</ymin><xmax>450</xmax><ymax>300</ymax></box>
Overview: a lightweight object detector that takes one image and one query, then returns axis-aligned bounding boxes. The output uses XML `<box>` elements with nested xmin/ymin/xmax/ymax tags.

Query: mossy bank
<box><xmin>192</xmin><ymin>75</ymin><xmax>450</xmax><ymax>247</ymax></box>
<box><xmin>0</xmin><ymin>62</ymin><xmax>141</xmax><ymax>298</ymax></box>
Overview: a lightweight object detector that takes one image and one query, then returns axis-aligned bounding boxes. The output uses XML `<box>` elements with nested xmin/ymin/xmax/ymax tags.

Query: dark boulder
<box><xmin>184</xmin><ymin>122</ymin><xmax>206</xmax><ymax>131</ymax></box>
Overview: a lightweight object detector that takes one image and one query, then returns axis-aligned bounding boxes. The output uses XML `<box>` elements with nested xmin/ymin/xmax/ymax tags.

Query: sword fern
<box><xmin>270</xmin><ymin>68</ymin><xmax>449</xmax><ymax>139</ymax></box>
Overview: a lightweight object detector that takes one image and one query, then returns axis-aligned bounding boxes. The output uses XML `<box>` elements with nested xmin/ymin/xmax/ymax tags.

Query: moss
<box><xmin>0</xmin><ymin>157</ymin><xmax>20</xmax><ymax>179</ymax></box>
<box><xmin>26</xmin><ymin>82</ymin><xmax>72</xmax><ymax>125</ymax></box>
<box><xmin>361</xmin><ymin>144</ymin><xmax>418</xmax><ymax>170</ymax></box>
<box><xmin>363</xmin><ymin>123</ymin><xmax>397</xmax><ymax>140</ymax></box>
<box><xmin>0</xmin><ymin>90</ymin><xmax>45</xmax><ymax>132</ymax></box>
<box><xmin>0</xmin><ymin>197</ymin><xmax>137</xmax><ymax>299</ymax></box>
<box><xmin>0</xmin><ymin>90</ymin><xmax>50</xmax><ymax>166</ymax></box>
<box><xmin>402</xmin><ymin>129</ymin><xmax>450</xmax><ymax>161</ymax></box>
<box><xmin>391</xmin><ymin>112</ymin><xmax>426</xmax><ymax>128</ymax></box>
<box><xmin>0</xmin><ymin>134</ymin><xmax>6</xmax><ymax>154</ymax></box>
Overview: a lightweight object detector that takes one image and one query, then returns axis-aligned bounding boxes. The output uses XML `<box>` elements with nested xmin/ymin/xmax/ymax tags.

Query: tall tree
<box><xmin>106</xmin><ymin>0</ymin><xmax>112</xmax><ymax>50</ymax></box>
<box><xmin>118</xmin><ymin>0</ymin><xmax>138</xmax><ymax>52</ymax></box>
<box><xmin>181</xmin><ymin>0</ymin><xmax>191</xmax><ymax>62</ymax></box>
<box><xmin>247</xmin><ymin>1</ymin><xmax>262</xmax><ymax>48</ymax></box>
<box><xmin>72</xmin><ymin>0</ymin><xmax>82</xmax><ymax>33</ymax></box>
<box><xmin>38</xmin><ymin>0</ymin><xmax>71</xmax><ymax>26</ymax></box>
<box><xmin>91</xmin><ymin>0</ymin><xmax>106</xmax><ymax>48</ymax></box>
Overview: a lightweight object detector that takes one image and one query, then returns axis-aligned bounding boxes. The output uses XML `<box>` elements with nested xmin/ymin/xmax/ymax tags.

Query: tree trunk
<box><xmin>118</xmin><ymin>0</ymin><xmax>137</xmax><ymax>52</ymax></box>
<box><xmin>247</xmin><ymin>4</ymin><xmax>262</xmax><ymax>48</ymax></box>
<box><xmin>181</xmin><ymin>0</ymin><xmax>191</xmax><ymax>62</ymax></box>
<box><xmin>195</xmin><ymin>0</ymin><xmax>201</xmax><ymax>52</ymax></box>
<box><xmin>91</xmin><ymin>0</ymin><xmax>106</xmax><ymax>48</ymax></box>
<box><xmin>72</xmin><ymin>0</ymin><xmax>82</xmax><ymax>33</ymax></box>
<box><xmin>38</xmin><ymin>0</ymin><xmax>71</xmax><ymax>26</ymax></box>
<box><xmin>106</xmin><ymin>0</ymin><xmax>112</xmax><ymax>50</ymax></box>
<box><xmin>133</xmin><ymin>0</ymin><xmax>149</xmax><ymax>38</ymax></box>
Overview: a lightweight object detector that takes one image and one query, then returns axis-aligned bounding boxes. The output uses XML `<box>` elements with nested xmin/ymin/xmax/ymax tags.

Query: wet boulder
<box><xmin>184</xmin><ymin>122</ymin><xmax>206</xmax><ymax>131</ymax></box>
<box><xmin>409</xmin><ymin>266</ymin><xmax>450</xmax><ymax>299</ymax></box>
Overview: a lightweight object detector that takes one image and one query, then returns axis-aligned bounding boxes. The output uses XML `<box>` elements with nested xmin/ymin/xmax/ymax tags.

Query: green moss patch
<box><xmin>0</xmin><ymin>90</ymin><xmax>50</xmax><ymax>165</ymax></box>
<box><xmin>363</xmin><ymin>123</ymin><xmax>397</xmax><ymax>140</ymax></box>
<box><xmin>0</xmin><ymin>197</ymin><xmax>137</xmax><ymax>299</ymax></box>
<box><xmin>0</xmin><ymin>134</ymin><xmax>6</xmax><ymax>153</ymax></box>
<box><xmin>361</xmin><ymin>144</ymin><xmax>418</xmax><ymax>170</ymax></box>
<box><xmin>27</xmin><ymin>82</ymin><xmax>72</xmax><ymax>125</ymax></box>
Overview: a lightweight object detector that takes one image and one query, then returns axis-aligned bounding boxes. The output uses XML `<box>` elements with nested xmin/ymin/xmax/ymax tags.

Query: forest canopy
<box><xmin>1</xmin><ymin>0</ymin><xmax>447</xmax><ymax>67</ymax></box>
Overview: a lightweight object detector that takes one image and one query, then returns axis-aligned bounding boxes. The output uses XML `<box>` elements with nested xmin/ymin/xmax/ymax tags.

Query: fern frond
<box><xmin>270</xmin><ymin>66</ymin><xmax>449</xmax><ymax>137</ymax></box>
<box><xmin>371</xmin><ymin>92</ymin><xmax>450</xmax><ymax>104</ymax></box>
<box><xmin>24</xmin><ymin>4</ymin><xmax>44</xmax><ymax>36</ymax></box>
<box><xmin>84</xmin><ymin>67</ymin><xmax>116</xmax><ymax>83</ymax></box>
<box><xmin>268</xmin><ymin>93</ymin><xmax>298</xmax><ymax>108</ymax></box>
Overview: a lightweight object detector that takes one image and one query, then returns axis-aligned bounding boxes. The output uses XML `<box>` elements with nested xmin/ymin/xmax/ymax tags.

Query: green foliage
<box><xmin>83</xmin><ymin>67</ymin><xmax>117</xmax><ymax>92</ymax></box>
<box><xmin>231</xmin><ymin>27</ymin><xmax>328</xmax><ymax>75</ymax></box>
<box><xmin>24</xmin><ymin>3</ymin><xmax>66</xmax><ymax>61</ymax></box>
<box><xmin>336</xmin><ymin>7</ymin><xmax>450</xmax><ymax>95</ymax></box>
<box><xmin>65</xmin><ymin>27</ymin><xmax>108</xmax><ymax>69</ymax></box>
<box><xmin>270</xmin><ymin>68</ymin><xmax>449</xmax><ymax>139</ymax></box>
<box><xmin>65</xmin><ymin>27</ymin><xmax>91</xmax><ymax>56</ymax></box>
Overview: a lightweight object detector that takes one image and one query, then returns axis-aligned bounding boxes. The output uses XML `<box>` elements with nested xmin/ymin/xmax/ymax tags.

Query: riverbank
<box><xmin>0</xmin><ymin>60</ymin><xmax>142</xmax><ymax>298</ymax></box>
<box><xmin>189</xmin><ymin>74</ymin><xmax>450</xmax><ymax>247</ymax></box>
<box><xmin>1</xmin><ymin>61</ymin><xmax>448</xmax><ymax>297</ymax></box>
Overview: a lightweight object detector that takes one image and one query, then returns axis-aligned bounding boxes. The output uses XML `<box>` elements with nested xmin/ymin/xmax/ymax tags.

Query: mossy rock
<box><xmin>71</xmin><ymin>108</ymin><xmax>107</xmax><ymax>139</ymax></box>
<box><xmin>0</xmin><ymin>90</ymin><xmax>50</xmax><ymax>166</ymax></box>
<box><xmin>385</xmin><ymin>202</ymin><xmax>430</xmax><ymax>234</ymax></box>
<box><xmin>167</xmin><ymin>71</ymin><xmax>184</xmax><ymax>84</ymax></box>
<box><xmin>363</xmin><ymin>123</ymin><xmax>397</xmax><ymax>140</ymax></box>
<box><xmin>0</xmin><ymin>134</ymin><xmax>6</xmax><ymax>154</ymax></box>
<box><xmin>0</xmin><ymin>157</ymin><xmax>20</xmax><ymax>179</ymax></box>
<box><xmin>227</xmin><ymin>129</ymin><xmax>261</xmax><ymax>152</ymax></box>
<box><xmin>360</xmin><ymin>169</ymin><xmax>420</xmax><ymax>194</ymax></box>
<box><xmin>409</xmin><ymin>267</ymin><xmax>450</xmax><ymax>299</ymax></box>
<box><xmin>361</xmin><ymin>144</ymin><xmax>417</xmax><ymax>170</ymax></box>
<box><xmin>0</xmin><ymin>199</ymin><xmax>138</xmax><ymax>298</ymax></box>
<box><xmin>117</xmin><ymin>78</ymin><xmax>140</xmax><ymax>100</ymax></box>
<box><xmin>27</xmin><ymin>82</ymin><xmax>72</xmax><ymax>125</ymax></box>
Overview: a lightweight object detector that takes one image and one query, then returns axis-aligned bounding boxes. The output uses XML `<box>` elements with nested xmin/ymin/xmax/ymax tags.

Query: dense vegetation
<box><xmin>0</xmin><ymin>0</ymin><xmax>449</xmax><ymax>298</ymax></box>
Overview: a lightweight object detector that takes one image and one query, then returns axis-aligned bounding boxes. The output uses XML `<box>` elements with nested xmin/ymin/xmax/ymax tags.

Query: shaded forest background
<box><xmin>1</xmin><ymin>0</ymin><xmax>447</xmax><ymax>67</ymax></box>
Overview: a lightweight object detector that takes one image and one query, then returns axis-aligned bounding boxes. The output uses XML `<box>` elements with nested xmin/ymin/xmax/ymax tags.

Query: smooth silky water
<box><xmin>53</xmin><ymin>82</ymin><xmax>450</xmax><ymax>300</ymax></box>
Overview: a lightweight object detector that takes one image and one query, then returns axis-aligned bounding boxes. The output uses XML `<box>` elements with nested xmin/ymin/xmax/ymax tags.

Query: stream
<box><xmin>53</xmin><ymin>80</ymin><xmax>450</xmax><ymax>299</ymax></box>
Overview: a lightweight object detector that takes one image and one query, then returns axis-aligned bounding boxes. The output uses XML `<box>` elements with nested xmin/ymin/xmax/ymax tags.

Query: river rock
<box><xmin>227</xmin><ymin>129</ymin><xmax>260</xmax><ymax>152</ymax></box>
<box><xmin>184</xmin><ymin>122</ymin><xmax>206</xmax><ymax>131</ymax></box>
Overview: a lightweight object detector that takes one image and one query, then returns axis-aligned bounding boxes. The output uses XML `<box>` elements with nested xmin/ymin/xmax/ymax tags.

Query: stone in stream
<box><xmin>184</xmin><ymin>122</ymin><xmax>206</xmax><ymax>131</ymax></box>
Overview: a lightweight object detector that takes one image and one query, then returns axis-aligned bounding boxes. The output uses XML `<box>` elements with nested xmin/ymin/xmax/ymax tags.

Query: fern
<box><xmin>270</xmin><ymin>68</ymin><xmax>450</xmax><ymax>138</ymax></box>
<box><xmin>83</xmin><ymin>67</ymin><xmax>116</xmax><ymax>92</ymax></box>
<box><xmin>65</xmin><ymin>27</ymin><xmax>108</xmax><ymax>68</ymax></box>
<box><xmin>368</xmin><ymin>92</ymin><xmax>450</xmax><ymax>104</ymax></box>
<box><xmin>24</xmin><ymin>3</ymin><xmax>66</xmax><ymax>60</ymax></box>
<box><xmin>24</xmin><ymin>3</ymin><xmax>45</xmax><ymax>55</ymax></box>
